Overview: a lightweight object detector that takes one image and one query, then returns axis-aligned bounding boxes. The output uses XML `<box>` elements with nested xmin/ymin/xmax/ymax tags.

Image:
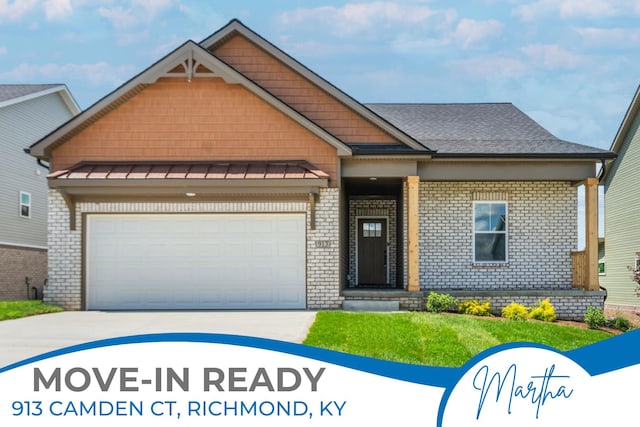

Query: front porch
<box><xmin>339</xmin><ymin>176</ymin><xmax>604</xmax><ymax>321</ymax></box>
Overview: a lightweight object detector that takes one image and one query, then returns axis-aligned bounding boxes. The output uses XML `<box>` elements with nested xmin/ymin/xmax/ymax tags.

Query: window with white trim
<box><xmin>19</xmin><ymin>191</ymin><xmax>31</xmax><ymax>218</ymax></box>
<box><xmin>473</xmin><ymin>201</ymin><xmax>507</xmax><ymax>263</ymax></box>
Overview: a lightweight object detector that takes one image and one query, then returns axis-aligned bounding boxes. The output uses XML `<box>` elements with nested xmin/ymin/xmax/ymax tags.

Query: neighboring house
<box><xmin>600</xmin><ymin>84</ymin><xmax>640</xmax><ymax>312</ymax></box>
<box><xmin>0</xmin><ymin>84</ymin><xmax>80</xmax><ymax>299</ymax></box>
<box><xmin>28</xmin><ymin>20</ymin><xmax>614</xmax><ymax>320</ymax></box>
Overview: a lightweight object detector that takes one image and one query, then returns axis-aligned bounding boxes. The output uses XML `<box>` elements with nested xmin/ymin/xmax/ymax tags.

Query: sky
<box><xmin>2</xmin><ymin>0</ymin><xmax>638</xmax><ymax>246</ymax></box>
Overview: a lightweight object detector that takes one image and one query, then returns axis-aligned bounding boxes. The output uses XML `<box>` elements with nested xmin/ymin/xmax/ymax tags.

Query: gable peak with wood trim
<box><xmin>29</xmin><ymin>19</ymin><xmax>431</xmax><ymax>177</ymax></box>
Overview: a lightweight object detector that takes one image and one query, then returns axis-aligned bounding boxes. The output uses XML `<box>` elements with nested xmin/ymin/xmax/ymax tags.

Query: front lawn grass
<box><xmin>303</xmin><ymin>311</ymin><xmax>613</xmax><ymax>367</ymax></box>
<box><xmin>0</xmin><ymin>300</ymin><xmax>63</xmax><ymax>321</ymax></box>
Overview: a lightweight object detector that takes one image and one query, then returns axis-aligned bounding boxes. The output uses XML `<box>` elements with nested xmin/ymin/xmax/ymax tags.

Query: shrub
<box><xmin>425</xmin><ymin>292</ymin><xmax>458</xmax><ymax>313</ymax></box>
<box><xmin>584</xmin><ymin>306</ymin><xmax>606</xmax><ymax>329</ymax></box>
<box><xmin>529</xmin><ymin>298</ymin><xmax>557</xmax><ymax>322</ymax></box>
<box><xmin>502</xmin><ymin>302</ymin><xmax>529</xmax><ymax>320</ymax></box>
<box><xmin>458</xmin><ymin>299</ymin><xmax>492</xmax><ymax>316</ymax></box>
<box><xmin>607</xmin><ymin>316</ymin><xmax>631</xmax><ymax>332</ymax></box>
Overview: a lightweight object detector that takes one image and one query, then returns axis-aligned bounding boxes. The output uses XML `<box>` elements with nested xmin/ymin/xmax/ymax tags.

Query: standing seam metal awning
<box><xmin>48</xmin><ymin>161</ymin><xmax>330</xmax><ymax>181</ymax></box>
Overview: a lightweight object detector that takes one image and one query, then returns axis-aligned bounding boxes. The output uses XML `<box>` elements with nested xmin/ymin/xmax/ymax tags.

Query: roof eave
<box><xmin>431</xmin><ymin>152</ymin><xmax>617</xmax><ymax>160</ymax></box>
<box><xmin>0</xmin><ymin>84</ymin><xmax>80</xmax><ymax>114</ymax></box>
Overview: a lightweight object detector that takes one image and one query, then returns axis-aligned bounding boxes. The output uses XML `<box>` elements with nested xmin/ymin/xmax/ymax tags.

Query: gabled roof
<box><xmin>201</xmin><ymin>19</ymin><xmax>430</xmax><ymax>152</ymax></box>
<box><xmin>367</xmin><ymin>103</ymin><xmax>616</xmax><ymax>159</ymax></box>
<box><xmin>29</xmin><ymin>40</ymin><xmax>352</xmax><ymax>159</ymax></box>
<box><xmin>0</xmin><ymin>84</ymin><xmax>80</xmax><ymax>113</ymax></box>
<box><xmin>599</xmin><ymin>84</ymin><xmax>640</xmax><ymax>182</ymax></box>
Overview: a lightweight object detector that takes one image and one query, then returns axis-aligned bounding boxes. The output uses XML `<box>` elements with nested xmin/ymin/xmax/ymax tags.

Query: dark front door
<box><xmin>357</xmin><ymin>218</ymin><xmax>388</xmax><ymax>285</ymax></box>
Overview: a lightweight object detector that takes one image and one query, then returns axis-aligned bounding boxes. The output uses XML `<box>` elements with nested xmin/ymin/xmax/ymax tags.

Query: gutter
<box><xmin>430</xmin><ymin>152</ymin><xmax>618</xmax><ymax>160</ymax></box>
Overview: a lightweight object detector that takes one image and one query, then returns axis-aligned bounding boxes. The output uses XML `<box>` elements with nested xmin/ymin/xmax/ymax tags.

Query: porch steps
<box><xmin>342</xmin><ymin>300</ymin><xmax>400</xmax><ymax>312</ymax></box>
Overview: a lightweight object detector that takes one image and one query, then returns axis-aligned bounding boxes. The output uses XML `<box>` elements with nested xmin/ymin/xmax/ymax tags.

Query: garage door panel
<box><xmin>86</xmin><ymin>213</ymin><xmax>306</xmax><ymax>310</ymax></box>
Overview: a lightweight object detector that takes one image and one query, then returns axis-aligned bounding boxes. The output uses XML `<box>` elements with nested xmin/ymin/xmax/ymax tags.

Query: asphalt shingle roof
<box><xmin>0</xmin><ymin>84</ymin><xmax>60</xmax><ymax>104</ymax></box>
<box><xmin>366</xmin><ymin>103</ymin><xmax>613</xmax><ymax>156</ymax></box>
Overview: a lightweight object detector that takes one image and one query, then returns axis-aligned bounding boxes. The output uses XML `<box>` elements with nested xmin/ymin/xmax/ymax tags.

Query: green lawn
<box><xmin>0</xmin><ymin>300</ymin><xmax>63</xmax><ymax>321</ymax></box>
<box><xmin>303</xmin><ymin>311</ymin><xmax>614</xmax><ymax>367</ymax></box>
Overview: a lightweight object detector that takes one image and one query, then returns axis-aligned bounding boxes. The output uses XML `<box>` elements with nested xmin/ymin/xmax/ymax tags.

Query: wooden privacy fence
<box><xmin>570</xmin><ymin>250</ymin><xmax>587</xmax><ymax>288</ymax></box>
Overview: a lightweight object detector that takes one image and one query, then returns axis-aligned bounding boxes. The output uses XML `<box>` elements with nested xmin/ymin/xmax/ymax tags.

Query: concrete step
<box><xmin>342</xmin><ymin>300</ymin><xmax>400</xmax><ymax>312</ymax></box>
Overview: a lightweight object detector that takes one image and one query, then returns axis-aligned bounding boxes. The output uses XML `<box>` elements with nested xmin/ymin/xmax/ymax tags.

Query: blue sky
<box><xmin>2</xmin><ymin>0</ymin><xmax>637</xmax><ymax>246</ymax></box>
<box><xmin>1</xmin><ymin>0</ymin><xmax>638</xmax><ymax>151</ymax></box>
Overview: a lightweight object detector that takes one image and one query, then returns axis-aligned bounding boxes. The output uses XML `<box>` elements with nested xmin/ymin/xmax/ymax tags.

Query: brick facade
<box><xmin>46</xmin><ymin>188</ymin><xmax>343</xmax><ymax>310</ymax></box>
<box><xmin>47</xmin><ymin>181</ymin><xmax>596</xmax><ymax>318</ymax></box>
<box><xmin>0</xmin><ymin>245</ymin><xmax>47</xmax><ymax>300</ymax></box>
<box><xmin>420</xmin><ymin>181</ymin><xmax>577</xmax><ymax>291</ymax></box>
<box><xmin>307</xmin><ymin>188</ymin><xmax>343</xmax><ymax>309</ymax></box>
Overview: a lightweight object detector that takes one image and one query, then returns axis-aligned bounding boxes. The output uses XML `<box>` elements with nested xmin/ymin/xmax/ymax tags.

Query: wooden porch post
<box><xmin>406</xmin><ymin>176</ymin><xmax>420</xmax><ymax>292</ymax></box>
<box><xmin>584</xmin><ymin>178</ymin><xmax>599</xmax><ymax>291</ymax></box>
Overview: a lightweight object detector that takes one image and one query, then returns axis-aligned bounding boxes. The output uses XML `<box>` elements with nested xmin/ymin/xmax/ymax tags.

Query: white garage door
<box><xmin>86</xmin><ymin>214</ymin><xmax>306</xmax><ymax>310</ymax></box>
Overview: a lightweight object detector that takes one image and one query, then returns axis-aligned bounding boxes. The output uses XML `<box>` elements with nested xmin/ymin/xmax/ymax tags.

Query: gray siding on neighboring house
<box><xmin>601</xmin><ymin>112</ymin><xmax>640</xmax><ymax>308</ymax></box>
<box><xmin>0</xmin><ymin>92</ymin><xmax>74</xmax><ymax>248</ymax></box>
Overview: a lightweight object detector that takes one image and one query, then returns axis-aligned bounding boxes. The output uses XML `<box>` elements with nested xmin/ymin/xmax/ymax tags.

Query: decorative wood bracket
<box><xmin>309</xmin><ymin>193</ymin><xmax>317</xmax><ymax>231</ymax></box>
<box><xmin>59</xmin><ymin>190</ymin><xmax>76</xmax><ymax>231</ymax></box>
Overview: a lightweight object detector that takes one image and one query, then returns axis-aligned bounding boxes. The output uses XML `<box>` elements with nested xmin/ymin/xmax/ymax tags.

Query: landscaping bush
<box><xmin>529</xmin><ymin>298</ymin><xmax>556</xmax><ymax>322</ymax></box>
<box><xmin>584</xmin><ymin>306</ymin><xmax>606</xmax><ymax>329</ymax></box>
<box><xmin>458</xmin><ymin>299</ymin><xmax>492</xmax><ymax>316</ymax></box>
<box><xmin>607</xmin><ymin>316</ymin><xmax>631</xmax><ymax>332</ymax></box>
<box><xmin>502</xmin><ymin>302</ymin><xmax>529</xmax><ymax>320</ymax></box>
<box><xmin>425</xmin><ymin>292</ymin><xmax>458</xmax><ymax>313</ymax></box>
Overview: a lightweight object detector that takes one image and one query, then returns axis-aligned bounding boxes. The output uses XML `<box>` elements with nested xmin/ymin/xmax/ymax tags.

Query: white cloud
<box><xmin>98</xmin><ymin>0</ymin><xmax>183</xmax><ymax>29</ymax></box>
<box><xmin>279</xmin><ymin>2</ymin><xmax>455</xmax><ymax>37</ymax></box>
<box><xmin>0</xmin><ymin>0</ymin><xmax>38</xmax><ymax>21</ymax></box>
<box><xmin>98</xmin><ymin>6</ymin><xmax>138</xmax><ymax>29</ymax></box>
<box><xmin>0</xmin><ymin>0</ymin><xmax>72</xmax><ymax>21</ymax></box>
<box><xmin>0</xmin><ymin>62</ymin><xmax>137</xmax><ymax>87</ymax></box>
<box><xmin>449</xmin><ymin>55</ymin><xmax>528</xmax><ymax>79</ymax></box>
<box><xmin>43</xmin><ymin>0</ymin><xmax>72</xmax><ymax>19</ymax></box>
<box><xmin>452</xmin><ymin>18</ymin><xmax>503</xmax><ymax>49</ymax></box>
<box><xmin>0</xmin><ymin>46</ymin><xmax>7</xmax><ymax>56</ymax></box>
<box><xmin>279</xmin><ymin>3</ymin><xmax>503</xmax><ymax>55</ymax></box>
<box><xmin>132</xmin><ymin>0</ymin><xmax>175</xmax><ymax>15</ymax></box>
<box><xmin>514</xmin><ymin>0</ymin><xmax>626</xmax><ymax>21</ymax></box>
<box><xmin>521</xmin><ymin>44</ymin><xmax>587</xmax><ymax>69</ymax></box>
<box><xmin>575</xmin><ymin>27</ymin><xmax>640</xmax><ymax>48</ymax></box>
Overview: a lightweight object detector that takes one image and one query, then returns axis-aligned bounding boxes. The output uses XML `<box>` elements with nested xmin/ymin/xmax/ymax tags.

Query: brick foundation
<box><xmin>342</xmin><ymin>289</ymin><xmax>605</xmax><ymax>321</ymax></box>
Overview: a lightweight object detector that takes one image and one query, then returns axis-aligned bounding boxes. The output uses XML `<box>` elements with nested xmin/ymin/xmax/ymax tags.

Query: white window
<box><xmin>473</xmin><ymin>201</ymin><xmax>508</xmax><ymax>263</ymax></box>
<box><xmin>19</xmin><ymin>191</ymin><xmax>31</xmax><ymax>218</ymax></box>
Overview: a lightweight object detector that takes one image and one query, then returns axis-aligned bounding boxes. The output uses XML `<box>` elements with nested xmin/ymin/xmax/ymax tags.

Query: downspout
<box><xmin>37</xmin><ymin>158</ymin><xmax>50</xmax><ymax>170</ymax></box>
<box><xmin>598</xmin><ymin>158</ymin><xmax>608</xmax><ymax>302</ymax></box>
<box><xmin>598</xmin><ymin>158</ymin><xmax>606</xmax><ymax>183</ymax></box>
<box><xmin>23</xmin><ymin>148</ymin><xmax>50</xmax><ymax>171</ymax></box>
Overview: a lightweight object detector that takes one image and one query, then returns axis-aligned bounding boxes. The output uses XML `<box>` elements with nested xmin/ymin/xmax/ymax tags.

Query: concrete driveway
<box><xmin>0</xmin><ymin>311</ymin><xmax>317</xmax><ymax>368</ymax></box>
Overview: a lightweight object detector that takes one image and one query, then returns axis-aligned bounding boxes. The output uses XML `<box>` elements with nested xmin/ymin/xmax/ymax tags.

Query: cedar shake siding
<box><xmin>50</xmin><ymin>78</ymin><xmax>339</xmax><ymax>184</ymax></box>
<box><xmin>211</xmin><ymin>34</ymin><xmax>399</xmax><ymax>145</ymax></box>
